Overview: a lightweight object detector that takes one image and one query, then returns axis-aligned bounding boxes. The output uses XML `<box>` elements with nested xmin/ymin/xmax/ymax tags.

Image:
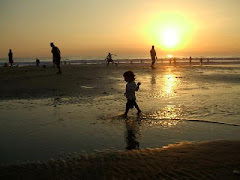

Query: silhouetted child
<box><xmin>123</xmin><ymin>71</ymin><xmax>141</xmax><ymax>116</ymax></box>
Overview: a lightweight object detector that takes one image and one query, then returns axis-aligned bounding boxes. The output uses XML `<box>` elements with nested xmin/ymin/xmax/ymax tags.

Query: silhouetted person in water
<box><xmin>105</xmin><ymin>53</ymin><xmax>117</xmax><ymax>66</ymax></box>
<box><xmin>36</xmin><ymin>58</ymin><xmax>40</xmax><ymax>66</ymax></box>
<box><xmin>189</xmin><ymin>56</ymin><xmax>192</xmax><ymax>63</ymax></box>
<box><xmin>8</xmin><ymin>49</ymin><xmax>14</xmax><ymax>67</ymax></box>
<box><xmin>50</xmin><ymin>42</ymin><xmax>62</xmax><ymax>74</ymax></box>
<box><xmin>123</xmin><ymin>71</ymin><xmax>141</xmax><ymax>117</ymax></box>
<box><xmin>150</xmin><ymin>45</ymin><xmax>157</xmax><ymax>67</ymax></box>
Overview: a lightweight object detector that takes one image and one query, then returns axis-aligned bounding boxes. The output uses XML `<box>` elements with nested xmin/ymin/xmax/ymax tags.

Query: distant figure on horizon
<box><xmin>123</xmin><ymin>71</ymin><xmax>141</xmax><ymax>117</ymax></box>
<box><xmin>200</xmin><ymin>58</ymin><xmax>203</xmax><ymax>65</ymax></box>
<box><xmin>105</xmin><ymin>53</ymin><xmax>117</xmax><ymax>66</ymax></box>
<box><xmin>50</xmin><ymin>42</ymin><xmax>62</xmax><ymax>74</ymax></box>
<box><xmin>8</xmin><ymin>49</ymin><xmax>14</xmax><ymax>67</ymax></box>
<box><xmin>36</xmin><ymin>58</ymin><xmax>40</xmax><ymax>66</ymax></box>
<box><xmin>189</xmin><ymin>56</ymin><xmax>192</xmax><ymax>63</ymax></box>
<box><xmin>150</xmin><ymin>45</ymin><xmax>157</xmax><ymax>67</ymax></box>
<box><xmin>173</xmin><ymin>57</ymin><xmax>177</xmax><ymax>64</ymax></box>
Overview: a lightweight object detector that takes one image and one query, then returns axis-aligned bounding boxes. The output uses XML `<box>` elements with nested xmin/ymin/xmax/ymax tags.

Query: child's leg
<box><xmin>134</xmin><ymin>101</ymin><xmax>141</xmax><ymax>113</ymax></box>
<box><xmin>124</xmin><ymin>102</ymin><xmax>130</xmax><ymax>115</ymax></box>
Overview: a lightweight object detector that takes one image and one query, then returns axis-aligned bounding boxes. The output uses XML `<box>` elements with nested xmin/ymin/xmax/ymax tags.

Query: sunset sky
<box><xmin>0</xmin><ymin>0</ymin><xmax>240</xmax><ymax>58</ymax></box>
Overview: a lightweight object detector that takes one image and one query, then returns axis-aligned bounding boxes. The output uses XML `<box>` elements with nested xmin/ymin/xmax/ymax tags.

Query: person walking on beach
<box><xmin>150</xmin><ymin>45</ymin><xmax>157</xmax><ymax>67</ymax></box>
<box><xmin>50</xmin><ymin>42</ymin><xmax>62</xmax><ymax>74</ymax></box>
<box><xmin>36</xmin><ymin>58</ymin><xmax>40</xmax><ymax>66</ymax></box>
<box><xmin>8</xmin><ymin>49</ymin><xmax>14</xmax><ymax>67</ymax></box>
<box><xmin>123</xmin><ymin>71</ymin><xmax>141</xmax><ymax>117</ymax></box>
<box><xmin>105</xmin><ymin>52</ymin><xmax>117</xmax><ymax>66</ymax></box>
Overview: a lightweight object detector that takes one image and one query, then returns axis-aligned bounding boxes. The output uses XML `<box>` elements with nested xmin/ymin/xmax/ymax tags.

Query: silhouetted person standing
<box><xmin>8</xmin><ymin>49</ymin><xmax>14</xmax><ymax>67</ymax></box>
<box><xmin>50</xmin><ymin>42</ymin><xmax>62</xmax><ymax>74</ymax></box>
<box><xmin>150</xmin><ymin>45</ymin><xmax>157</xmax><ymax>67</ymax></box>
<box><xmin>200</xmin><ymin>58</ymin><xmax>203</xmax><ymax>66</ymax></box>
<box><xmin>36</xmin><ymin>58</ymin><xmax>40</xmax><ymax>66</ymax></box>
<box><xmin>105</xmin><ymin>52</ymin><xmax>117</xmax><ymax>66</ymax></box>
<box><xmin>189</xmin><ymin>56</ymin><xmax>192</xmax><ymax>63</ymax></box>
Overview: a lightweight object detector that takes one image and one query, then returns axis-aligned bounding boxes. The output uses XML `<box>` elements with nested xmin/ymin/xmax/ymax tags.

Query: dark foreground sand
<box><xmin>0</xmin><ymin>140</ymin><xmax>240</xmax><ymax>180</ymax></box>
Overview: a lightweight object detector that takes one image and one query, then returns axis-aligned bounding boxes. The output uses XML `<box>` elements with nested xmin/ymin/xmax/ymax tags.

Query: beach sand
<box><xmin>0</xmin><ymin>140</ymin><xmax>240</xmax><ymax>179</ymax></box>
<box><xmin>0</xmin><ymin>63</ymin><xmax>240</xmax><ymax>179</ymax></box>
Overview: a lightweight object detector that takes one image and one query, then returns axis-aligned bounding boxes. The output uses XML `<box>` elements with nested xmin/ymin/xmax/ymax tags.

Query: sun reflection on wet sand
<box><xmin>138</xmin><ymin>105</ymin><xmax>184</xmax><ymax>128</ymax></box>
<box><xmin>162</xmin><ymin>67</ymin><xmax>181</xmax><ymax>98</ymax></box>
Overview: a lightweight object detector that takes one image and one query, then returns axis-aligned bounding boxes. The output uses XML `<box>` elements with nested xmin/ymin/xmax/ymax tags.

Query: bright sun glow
<box><xmin>142</xmin><ymin>12</ymin><xmax>194</xmax><ymax>51</ymax></box>
<box><xmin>161</xmin><ymin>29</ymin><xmax>179</xmax><ymax>48</ymax></box>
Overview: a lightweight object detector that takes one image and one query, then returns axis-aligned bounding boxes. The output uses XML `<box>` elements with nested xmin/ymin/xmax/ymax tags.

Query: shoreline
<box><xmin>1</xmin><ymin>59</ymin><xmax>240</xmax><ymax>68</ymax></box>
<box><xmin>1</xmin><ymin>62</ymin><xmax>240</xmax><ymax>100</ymax></box>
<box><xmin>0</xmin><ymin>140</ymin><xmax>240</xmax><ymax>179</ymax></box>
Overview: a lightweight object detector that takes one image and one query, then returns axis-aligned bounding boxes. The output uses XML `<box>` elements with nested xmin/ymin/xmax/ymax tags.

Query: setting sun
<box><xmin>161</xmin><ymin>28</ymin><xmax>179</xmax><ymax>48</ymax></box>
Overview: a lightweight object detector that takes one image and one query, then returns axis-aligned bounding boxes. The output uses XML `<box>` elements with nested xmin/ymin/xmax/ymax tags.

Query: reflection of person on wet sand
<box><xmin>151</xmin><ymin>74</ymin><xmax>156</xmax><ymax>86</ymax></box>
<box><xmin>123</xmin><ymin>71</ymin><xmax>141</xmax><ymax>117</ymax></box>
<box><xmin>125</xmin><ymin>119</ymin><xmax>140</xmax><ymax>150</ymax></box>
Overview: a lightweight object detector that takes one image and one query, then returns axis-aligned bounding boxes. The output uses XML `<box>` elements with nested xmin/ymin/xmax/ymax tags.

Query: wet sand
<box><xmin>0</xmin><ymin>64</ymin><xmax>240</xmax><ymax>179</ymax></box>
<box><xmin>0</xmin><ymin>140</ymin><xmax>240</xmax><ymax>179</ymax></box>
<box><xmin>1</xmin><ymin>62</ymin><xmax>239</xmax><ymax>100</ymax></box>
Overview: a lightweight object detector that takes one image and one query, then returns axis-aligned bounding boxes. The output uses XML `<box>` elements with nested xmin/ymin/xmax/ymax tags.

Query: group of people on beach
<box><xmin>4</xmin><ymin>44</ymin><xmax>207</xmax><ymax>119</ymax></box>
<box><xmin>105</xmin><ymin>45</ymin><xmax>158</xmax><ymax>68</ymax></box>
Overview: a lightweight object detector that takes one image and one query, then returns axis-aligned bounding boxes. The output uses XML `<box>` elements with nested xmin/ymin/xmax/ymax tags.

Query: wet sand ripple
<box><xmin>0</xmin><ymin>140</ymin><xmax>240</xmax><ymax>179</ymax></box>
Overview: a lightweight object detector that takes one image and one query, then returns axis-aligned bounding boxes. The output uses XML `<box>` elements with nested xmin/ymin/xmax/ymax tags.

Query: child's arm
<box><xmin>136</xmin><ymin>82</ymin><xmax>141</xmax><ymax>91</ymax></box>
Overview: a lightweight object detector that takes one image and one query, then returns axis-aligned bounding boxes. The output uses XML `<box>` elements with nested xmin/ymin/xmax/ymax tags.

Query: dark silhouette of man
<box><xmin>105</xmin><ymin>52</ymin><xmax>117</xmax><ymax>66</ymax></box>
<box><xmin>50</xmin><ymin>42</ymin><xmax>62</xmax><ymax>74</ymax></box>
<box><xmin>8</xmin><ymin>49</ymin><xmax>14</xmax><ymax>67</ymax></box>
<box><xmin>150</xmin><ymin>45</ymin><xmax>157</xmax><ymax>67</ymax></box>
<box><xmin>36</xmin><ymin>58</ymin><xmax>40</xmax><ymax>66</ymax></box>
